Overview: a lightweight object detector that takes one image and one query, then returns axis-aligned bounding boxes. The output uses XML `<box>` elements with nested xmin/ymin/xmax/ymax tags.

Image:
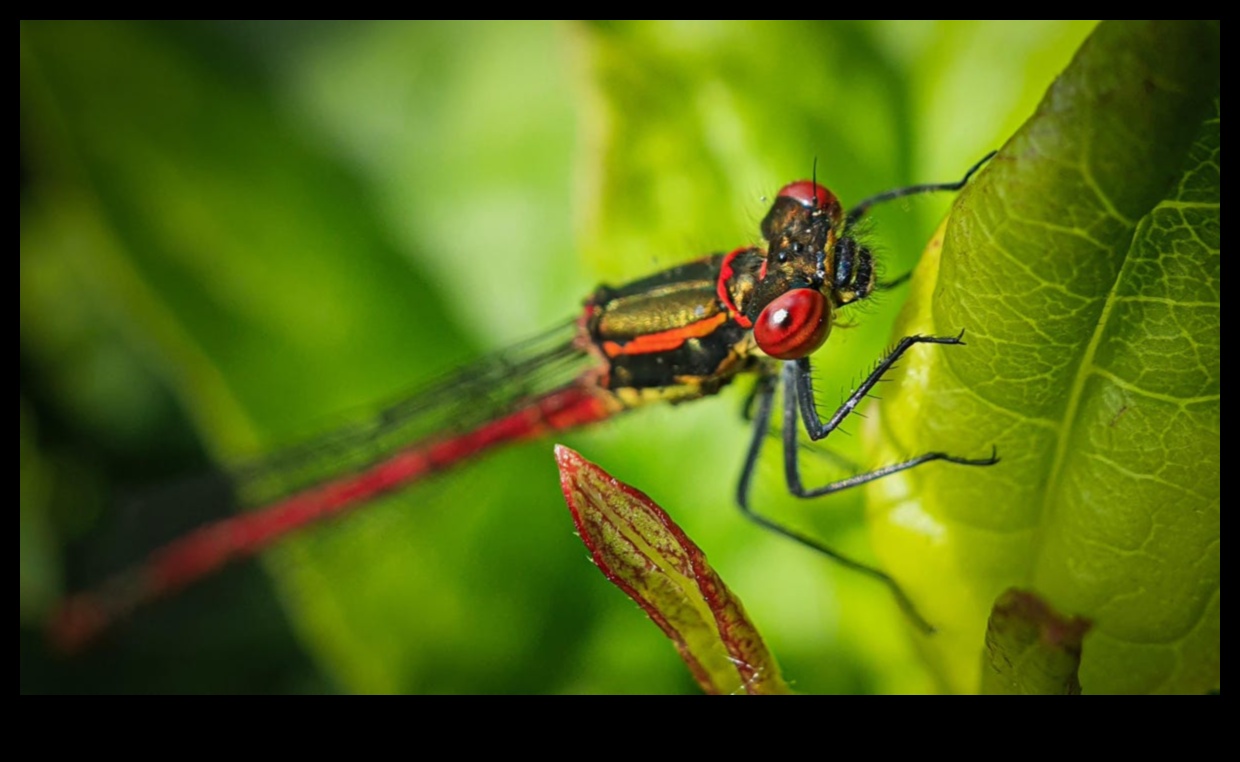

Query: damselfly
<box><xmin>51</xmin><ymin>156</ymin><xmax>997</xmax><ymax>652</ymax></box>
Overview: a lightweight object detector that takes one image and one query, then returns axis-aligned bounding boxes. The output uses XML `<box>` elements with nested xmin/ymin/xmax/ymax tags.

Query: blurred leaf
<box><xmin>868</xmin><ymin>20</ymin><xmax>1219</xmax><ymax>693</ymax></box>
<box><xmin>21</xmin><ymin>20</ymin><xmax>585</xmax><ymax>694</ymax></box>
<box><xmin>557</xmin><ymin>445</ymin><xmax>787</xmax><ymax>695</ymax></box>
<box><xmin>981</xmin><ymin>589</ymin><xmax>1090</xmax><ymax>695</ymax></box>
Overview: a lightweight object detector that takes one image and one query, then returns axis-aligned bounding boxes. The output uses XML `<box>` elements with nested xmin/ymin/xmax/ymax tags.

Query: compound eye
<box><xmin>754</xmin><ymin>288</ymin><xmax>831</xmax><ymax>360</ymax></box>
<box><xmin>776</xmin><ymin>180</ymin><xmax>835</xmax><ymax>210</ymax></box>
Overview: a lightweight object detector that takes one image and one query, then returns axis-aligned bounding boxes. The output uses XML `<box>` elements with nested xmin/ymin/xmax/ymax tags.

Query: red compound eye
<box><xmin>776</xmin><ymin>180</ymin><xmax>835</xmax><ymax>210</ymax></box>
<box><xmin>753</xmin><ymin>288</ymin><xmax>831</xmax><ymax>360</ymax></box>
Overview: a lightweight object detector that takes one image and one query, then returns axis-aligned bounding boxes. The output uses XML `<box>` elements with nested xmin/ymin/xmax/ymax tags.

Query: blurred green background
<box><xmin>20</xmin><ymin>20</ymin><xmax>1097</xmax><ymax>693</ymax></box>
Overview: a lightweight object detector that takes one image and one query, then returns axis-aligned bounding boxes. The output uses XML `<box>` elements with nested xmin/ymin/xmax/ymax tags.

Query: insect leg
<box><xmin>734</xmin><ymin>362</ymin><xmax>941</xmax><ymax>633</ymax></box>
<box><xmin>790</xmin><ymin>334</ymin><xmax>994</xmax><ymax>455</ymax></box>
<box><xmin>737</xmin><ymin>334</ymin><xmax>998</xmax><ymax>632</ymax></box>
<box><xmin>850</xmin><ymin>152</ymin><xmax>997</xmax><ymax>292</ymax></box>
<box><xmin>846</xmin><ymin>150</ymin><xmax>996</xmax><ymax>227</ymax></box>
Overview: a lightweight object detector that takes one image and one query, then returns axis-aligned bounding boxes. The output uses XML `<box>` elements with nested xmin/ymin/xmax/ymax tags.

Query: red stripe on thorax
<box><xmin>715</xmin><ymin>247</ymin><xmax>754</xmax><ymax>329</ymax></box>
<box><xmin>601</xmin><ymin>312</ymin><xmax>727</xmax><ymax>357</ymax></box>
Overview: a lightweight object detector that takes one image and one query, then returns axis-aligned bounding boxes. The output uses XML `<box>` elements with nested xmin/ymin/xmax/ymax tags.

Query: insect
<box><xmin>50</xmin><ymin>155</ymin><xmax>997</xmax><ymax>654</ymax></box>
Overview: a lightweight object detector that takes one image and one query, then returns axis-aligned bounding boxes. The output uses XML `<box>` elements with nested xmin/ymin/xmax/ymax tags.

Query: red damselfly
<box><xmin>50</xmin><ymin>155</ymin><xmax>997</xmax><ymax>654</ymax></box>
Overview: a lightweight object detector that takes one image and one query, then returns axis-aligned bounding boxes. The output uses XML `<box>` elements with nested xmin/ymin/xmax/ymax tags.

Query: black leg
<box><xmin>738</xmin><ymin>374</ymin><xmax>768</xmax><ymax>423</ymax></box>
<box><xmin>734</xmin><ymin>334</ymin><xmax>998</xmax><ymax>633</ymax></box>
<box><xmin>846</xmin><ymin>151</ymin><xmax>996</xmax><ymax>227</ymax></box>
<box><xmin>873</xmin><ymin>270</ymin><xmax>912</xmax><ymax>292</ymax></box>
<box><xmin>735</xmin><ymin>373</ymin><xmax>778</xmax><ymax>510</ymax></box>
<box><xmin>789</xmin><ymin>334</ymin><xmax>997</xmax><ymax>450</ymax></box>
<box><xmin>737</xmin><ymin>373</ymin><xmax>895</xmax><ymax>583</ymax></box>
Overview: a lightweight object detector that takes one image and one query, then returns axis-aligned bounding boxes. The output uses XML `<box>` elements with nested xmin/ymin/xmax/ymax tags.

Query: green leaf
<box><xmin>867</xmin><ymin>20</ymin><xmax>1219</xmax><ymax>694</ymax></box>
<box><xmin>557</xmin><ymin>446</ymin><xmax>788</xmax><ymax>695</ymax></box>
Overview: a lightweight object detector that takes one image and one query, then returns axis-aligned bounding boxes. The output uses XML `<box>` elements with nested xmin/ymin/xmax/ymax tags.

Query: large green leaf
<box><xmin>868</xmin><ymin>20</ymin><xmax>1219</xmax><ymax>693</ymax></box>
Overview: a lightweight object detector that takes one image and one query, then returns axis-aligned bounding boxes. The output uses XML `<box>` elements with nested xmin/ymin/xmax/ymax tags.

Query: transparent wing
<box><xmin>230</xmin><ymin>318</ymin><xmax>593</xmax><ymax>506</ymax></box>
